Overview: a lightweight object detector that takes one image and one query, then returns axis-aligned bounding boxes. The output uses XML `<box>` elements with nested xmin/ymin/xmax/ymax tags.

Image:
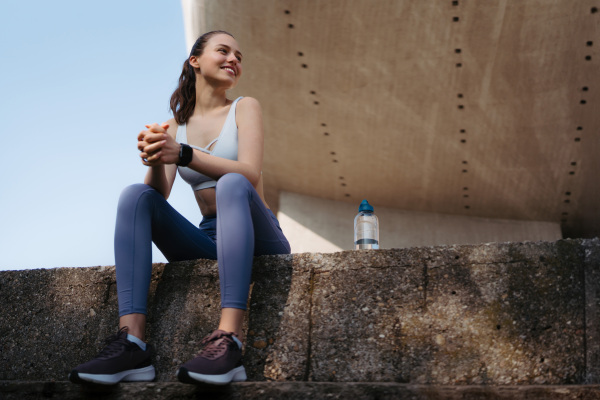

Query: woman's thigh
<box><xmin>141</xmin><ymin>187</ymin><xmax>217</xmax><ymax>261</ymax></box>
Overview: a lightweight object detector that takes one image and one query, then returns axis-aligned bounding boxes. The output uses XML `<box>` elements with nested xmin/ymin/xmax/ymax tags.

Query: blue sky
<box><xmin>0</xmin><ymin>1</ymin><xmax>203</xmax><ymax>269</ymax></box>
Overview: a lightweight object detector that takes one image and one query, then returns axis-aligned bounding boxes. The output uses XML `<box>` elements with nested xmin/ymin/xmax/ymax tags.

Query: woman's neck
<box><xmin>193</xmin><ymin>79</ymin><xmax>230</xmax><ymax>116</ymax></box>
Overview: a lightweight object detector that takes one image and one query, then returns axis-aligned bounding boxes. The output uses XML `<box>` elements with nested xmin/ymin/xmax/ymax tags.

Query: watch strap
<box><xmin>176</xmin><ymin>143</ymin><xmax>193</xmax><ymax>166</ymax></box>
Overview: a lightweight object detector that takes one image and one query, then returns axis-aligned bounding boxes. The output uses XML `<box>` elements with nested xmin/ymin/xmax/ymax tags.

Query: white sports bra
<box><xmin>176</xmin><ymin>97</ymin><xmax>242</xmax><ymax>190</ymax></box>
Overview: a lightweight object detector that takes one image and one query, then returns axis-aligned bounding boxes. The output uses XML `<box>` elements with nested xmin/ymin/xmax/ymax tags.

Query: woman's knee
<box><xmin>119</xmin><ymin>183</ymin><xmax>156</xmax><ymax>200</ymax></box>
<box><xmin>117</xmin><ymin>184</ymin><xmax>157</xmax><ymax>209</ymax></box>
<box><xmin>216</xmin><ymin>173</ymin><xmax>251</xmax><ymax>198</ymax></box>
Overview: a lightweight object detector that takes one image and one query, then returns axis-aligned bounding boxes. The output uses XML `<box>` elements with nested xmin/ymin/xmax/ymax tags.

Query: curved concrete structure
<box><xmin>181</xmin><ymin>0</ymin><xmax>599</xmax><ymax>247</ymax></box>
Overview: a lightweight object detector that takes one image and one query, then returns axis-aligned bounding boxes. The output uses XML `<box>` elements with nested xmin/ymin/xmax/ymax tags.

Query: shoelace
<box><xmin>197</xmin><ymin>330</ymin><xmax>236</xmax><ymax>360</ymax></box>
<box><xmin>96</xmin><ymin>327</ymin><xmax>129</xmax><ymax>359</ymax></box>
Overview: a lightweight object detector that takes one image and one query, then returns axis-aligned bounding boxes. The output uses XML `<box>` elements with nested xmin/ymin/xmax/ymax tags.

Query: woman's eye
<box><xmin>218</xmin><ymin>48</ymin><xmax>227</xmax><ymax>54</ymax></box>
<box><xmin>236</xmin><ymin>56</ymin><xmax>242</xmax><ymax>62</ymax></box>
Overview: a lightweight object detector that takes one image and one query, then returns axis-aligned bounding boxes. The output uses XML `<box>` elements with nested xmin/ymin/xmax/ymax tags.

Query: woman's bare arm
<box><xmin>140</xmin><ymin>98</ymin><xmax>264</xmax><ymax>187</ymax></box>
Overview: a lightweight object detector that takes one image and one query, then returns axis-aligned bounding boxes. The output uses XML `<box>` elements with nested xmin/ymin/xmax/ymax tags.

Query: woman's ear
<box><xmin>189</xmin><ymin>55</ymin><xmax>200</xmax><ymax>69</ymax></box>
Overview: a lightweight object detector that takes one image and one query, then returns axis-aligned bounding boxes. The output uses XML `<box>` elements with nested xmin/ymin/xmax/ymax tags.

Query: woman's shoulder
<box><xmin>234</xmin><ymin>97</ymin><xmax>263</xmax><ymax>132</ymax></box>
<box><xmin>235</xmin><ymin>97</ymin><xmax>261</xmax><ymax>113</ymax></box>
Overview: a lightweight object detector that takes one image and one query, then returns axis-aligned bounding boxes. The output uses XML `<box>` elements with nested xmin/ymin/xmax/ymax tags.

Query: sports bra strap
<box><xmin>188</xmin><ymin>144</ymin><xmax>212</xmax><ymax>154</ymax></box>
<box><xmin>204</xmin><ymin>137</ymin><xmax>219</xmax><ymax>151</ymax></box>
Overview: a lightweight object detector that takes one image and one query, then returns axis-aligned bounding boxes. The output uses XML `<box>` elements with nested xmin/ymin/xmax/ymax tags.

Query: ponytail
<box><xmin>170</xmin><ymin>59</ymin><xmax>197</xmax><ymax>125</ymax></box>
<box><xmin>169</xmin><ymin>30</ymin><xmax>235</xmax><ymax>125</ymax></box>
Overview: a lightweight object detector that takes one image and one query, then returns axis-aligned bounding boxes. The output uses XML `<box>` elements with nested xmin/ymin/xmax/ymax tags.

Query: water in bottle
<box><xmin>354</xmin><ymin>199</ymin><xmax>379</xmax><ymax>249</ymax></box>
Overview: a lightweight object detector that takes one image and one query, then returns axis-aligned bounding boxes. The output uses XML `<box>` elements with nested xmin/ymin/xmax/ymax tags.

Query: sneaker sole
<box><xmin>177</xmin><ymin>365</ymin><xmax>247</xmax><ymax>385</ymax></box>
<box><xmin>69</xmin><ymin>365</ymin><xmax>156</xmax><ymax>385</ymax></box>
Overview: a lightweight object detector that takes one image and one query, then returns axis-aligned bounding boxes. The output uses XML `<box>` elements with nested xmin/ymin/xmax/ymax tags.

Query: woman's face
<box><xmin>193</xmin><ymin>33</ymin><xmax>243</xmax><ymax>88</ymax></box>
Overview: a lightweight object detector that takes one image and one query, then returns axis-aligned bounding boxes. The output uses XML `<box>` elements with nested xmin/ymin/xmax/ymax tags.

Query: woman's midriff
<box><xmin>194</xmin><ymin>176</ymin><xmax>270</xmax><ymax>217</ymax></box>
<box><xmin>194</xmin><ymin>188</ymin><xmax>218</xmax><ymax>216</ymax></box>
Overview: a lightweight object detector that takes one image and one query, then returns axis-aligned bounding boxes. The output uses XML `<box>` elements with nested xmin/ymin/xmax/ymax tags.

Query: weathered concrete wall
<box><xmin>279</xmin><ymin>191</ymin><xmax>562</xmax><ymax>253</ymax></box>
<box><xmin>1</xmin><ymin>239</ymin><xmax>599</xmax><ymax>385</ymax></box>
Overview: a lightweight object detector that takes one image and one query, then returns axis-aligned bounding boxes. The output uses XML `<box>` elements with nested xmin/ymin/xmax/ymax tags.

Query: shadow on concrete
<box><xmin>244</xmin><ymin>254</ymin><xmax>297</xmax><ymax>380</ymax></box>
<box><xmin>423</xmin><ymin>241</ymin><xmax>586</xmax><ymax>384</ymax></box>
<box><xmin>145</xmin><ymin>255</ymin><xmax>299</xmax><ymax>382</ymax></box>
<box><xmin>146</xmin><ymin>259</ymin><xmax>222</xmax><ymax>381</ymax></box>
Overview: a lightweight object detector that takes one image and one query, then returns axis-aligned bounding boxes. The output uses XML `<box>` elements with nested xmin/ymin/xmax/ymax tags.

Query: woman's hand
<box><xmin>138</xmin><ymin>123</ymin><xmax>181</xmax><ymax>166</ymax></box>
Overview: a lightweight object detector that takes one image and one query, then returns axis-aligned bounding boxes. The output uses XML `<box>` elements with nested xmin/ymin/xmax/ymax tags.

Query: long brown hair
<box><xmin>169</xmin><ymin>30</ymin><xmax>234</xmax><ymax>125</ymax></box>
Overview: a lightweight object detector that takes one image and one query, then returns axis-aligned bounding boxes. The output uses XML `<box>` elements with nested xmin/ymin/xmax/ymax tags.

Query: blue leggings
<box><xmin>114</xmin><ymin>173</ymin><xmax>291</xmax><ymax>317</ymax></box>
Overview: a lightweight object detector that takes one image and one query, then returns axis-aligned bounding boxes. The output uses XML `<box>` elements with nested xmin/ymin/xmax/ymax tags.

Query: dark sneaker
<box><xmin>69</xmin><ymin>327</ymin><xmax>155</xmax><ymax>385</ymax></box>
<box><xmin>177</xmin><ymin>330</ymin><xmax>247</xmax><ymax>385</ymax></box>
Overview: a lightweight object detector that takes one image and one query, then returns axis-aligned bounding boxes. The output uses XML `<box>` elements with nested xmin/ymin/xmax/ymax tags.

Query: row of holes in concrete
<box><xmin>285</xmin><ymin>6</ymin><xmax>596</xmax><ymax>206</ymax></box>
<box><xmin>284</xmin><ymin>9</ymin><xmax>351</xmax><ymax>198</ymax></box>
<box><xmin>562</xmin><ymin>31</ymin><xmax>595</xmax><ymax>222</ymax></box>
<box><xmin>452</xmin><ymin>4</ymin><xmax>472</xmax><ymax>211</ymax></box>
<box><xmin>454</xmin><ymin>34</ymin><xmax>593</xmax><ymax>214</ymax></box>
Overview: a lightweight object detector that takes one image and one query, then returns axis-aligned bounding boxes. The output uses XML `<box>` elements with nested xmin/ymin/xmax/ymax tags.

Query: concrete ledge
<box><xmin>4</xmin><ymin>381</ymin><xmax>600</xmax><ymax>400</ymax></box>
<box><xmin>1</xmin><ymin>239</ymin><xmax>599</xmax><ymax>384</ymax></box>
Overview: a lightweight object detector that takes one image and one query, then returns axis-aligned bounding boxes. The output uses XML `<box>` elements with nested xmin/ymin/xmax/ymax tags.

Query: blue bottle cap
<box><xmin>358</xmin><ymin>199</ymin><xmax>374</xmax><ymax>212</ymax></box>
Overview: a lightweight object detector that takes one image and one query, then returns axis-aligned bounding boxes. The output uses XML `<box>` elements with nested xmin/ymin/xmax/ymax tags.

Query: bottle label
<box><xmin>355</xmin><ymin>239</ymin><xmax>378</xmax><ymax>245</ymax></box>
<box><xmin>354</xmin><ymin>239</ymin><xmax>379</xmax><ymax>250</ymax></box>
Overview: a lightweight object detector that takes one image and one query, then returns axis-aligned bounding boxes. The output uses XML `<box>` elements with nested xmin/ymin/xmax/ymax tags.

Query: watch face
<box><xmin>177</xmin><ymin>144</ymin><xmax>193</xmax><ymax>166</ymax></box>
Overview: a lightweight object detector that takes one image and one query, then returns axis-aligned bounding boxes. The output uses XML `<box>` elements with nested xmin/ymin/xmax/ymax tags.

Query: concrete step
<box><xmin>1</xmin><ymin>239</ymin><xmax>600</xmax><ymax>385</ymax></box>
<box><xmin>3</xmin><ymin>381</ymin><xmax>600</xmax><ymax>400</ymax></box>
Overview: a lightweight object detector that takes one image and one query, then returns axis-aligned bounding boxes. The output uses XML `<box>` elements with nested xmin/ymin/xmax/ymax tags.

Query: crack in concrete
<box><xmin>423</xmin><ymin>263</ymin><xmax>429</xmax><ymax>313</ymax></box>
<box><xmin>103</xmin><ymin>281</ymin><xmax>113</xmax><ymax>304</ymax></box>
<box><xmin>310</xmin><ymin>259</ymin><xmax>536</xmax><ymax>275</ymax></box>
<box><xmin>312</xmin><ymin>264</ymin><xmax>416</xmax><ymax>273</ymax></box>
<box><xmin>582</xmin><ymin>256</ymin><xmax>588</xmax><ymax>383</ymax></box>
<box><xmin>304</xmin><ymin>268</ymin><xmax>316</xmax><ymax>381</ymax></box>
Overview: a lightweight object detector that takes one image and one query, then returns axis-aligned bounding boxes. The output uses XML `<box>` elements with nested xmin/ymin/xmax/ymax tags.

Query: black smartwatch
<box><xmin>176</xmin><ymin>143</ymin><xmax>193</xmax><ymax>166</ymax></box>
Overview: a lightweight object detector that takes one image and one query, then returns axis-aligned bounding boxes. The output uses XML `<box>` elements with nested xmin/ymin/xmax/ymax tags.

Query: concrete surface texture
<box><xmin>181</xmin><ymin>0</ymin><xmax>600</xmax><ymax>239</ymax></box>
<box><xmin>5</xmin><ymin>381</ymin><xmax>600</xmax><ymax>400</ymax></box>
<box><xmin>1</xmin><ymin>239</ymin><xmax>599</xmax><ymax>386</ymax></box>
<box><xmin>278</xmin><ymin>190</ymin><xmax>562</xmax><ymax>253</ymax></box>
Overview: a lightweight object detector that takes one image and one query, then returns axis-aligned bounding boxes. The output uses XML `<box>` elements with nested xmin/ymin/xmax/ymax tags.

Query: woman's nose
<box><xmin>227</xmin><ymin>53</ymin><xmax>238</xmax><ymax>63</ymax></box>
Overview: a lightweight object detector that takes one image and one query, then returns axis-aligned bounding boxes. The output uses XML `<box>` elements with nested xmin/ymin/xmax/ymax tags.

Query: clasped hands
<box><xmin>137</xmin><ymin>123</ymin><xmax>180</xmax><ymax>166</ymax></box>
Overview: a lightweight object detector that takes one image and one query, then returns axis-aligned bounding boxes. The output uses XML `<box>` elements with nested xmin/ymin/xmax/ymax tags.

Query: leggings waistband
<box><xmin>199</xmin><ymin>214</ymin><xmax>217</xmax><ymax>242</ymax></box>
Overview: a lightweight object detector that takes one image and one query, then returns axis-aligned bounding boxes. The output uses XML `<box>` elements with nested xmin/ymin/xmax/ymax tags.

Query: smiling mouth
<box><xmin>221</xmin><ymin>66</ymin><xmax>236</xmax><ymax>76</ymax></box>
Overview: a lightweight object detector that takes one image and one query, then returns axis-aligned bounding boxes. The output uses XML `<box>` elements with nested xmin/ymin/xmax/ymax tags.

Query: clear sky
<box><xmin>0</xmin><ymin>1</ymin><xmax>203</xmax><ymax>270</ymax></box>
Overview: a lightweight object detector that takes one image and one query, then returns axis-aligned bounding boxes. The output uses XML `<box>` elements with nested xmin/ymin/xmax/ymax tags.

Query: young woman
<box><xmin>69</xmin><ymin>30</ymin><xmax>291</xmax><ymax>386</ymax></box>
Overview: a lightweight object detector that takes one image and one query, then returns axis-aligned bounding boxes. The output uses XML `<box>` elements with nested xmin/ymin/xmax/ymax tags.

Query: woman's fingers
<box><xmin>144</xmin><ymin>140</ymin><xmax>167</xmax><ymax>155</ymax></box>
<box><xmin>141</xmin><ymin>152</ymin><xmax>165</xmax><ymax>166</ymax></box>
<box><xmin>146</xmin><ymin>151</ymin><xmax>162</xmax><ymax>162</ymax></box>
<box><xmin>138</xmin><ymin>132</ymin><xmax>167</xmax><ymax>149</ymax></box>
<box><xmin>140</xmin><ymin>151</ymin><xmax>159</xmax><ymax>165</ymax></box>
<box><xmin>146</xmin><ymin>123</ymin><xmax>168</xmax><ymax>133</ymax></box>
<box><xmin>144</xmin><ymin>132</ymin><xmax>168</xmax><ymax>143</ymax></box>
<box><xmin>139</xmin><ymin>123</ymin><xmax>171</xmax><ymax>165</ymax></box>
<box><xmin>140</xmin><ymin>141</ymin><xmax>167</xmax><ymax>166</ymax></box>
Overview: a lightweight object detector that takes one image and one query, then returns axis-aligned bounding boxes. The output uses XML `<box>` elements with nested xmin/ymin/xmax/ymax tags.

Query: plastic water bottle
<box><xmin>354</xmin><ymin>200</ymin><xmax>379</xmax><ymax>250</ymax></box>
